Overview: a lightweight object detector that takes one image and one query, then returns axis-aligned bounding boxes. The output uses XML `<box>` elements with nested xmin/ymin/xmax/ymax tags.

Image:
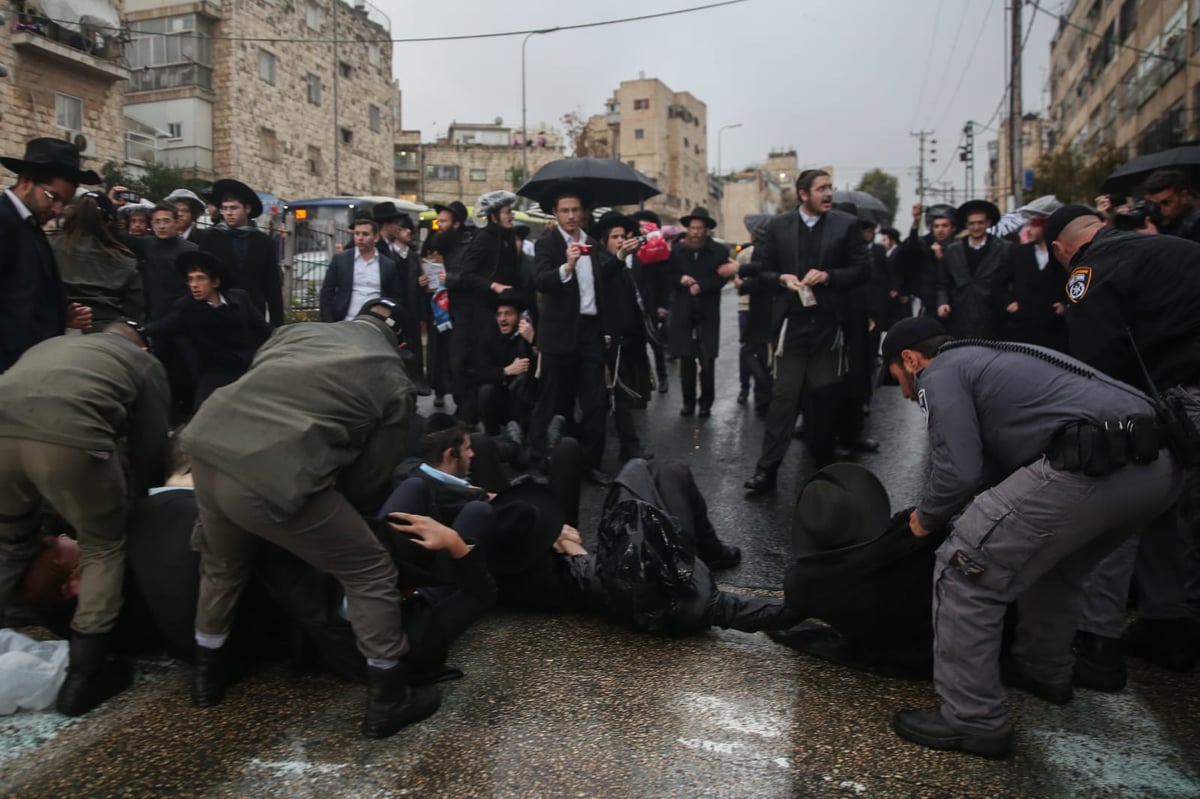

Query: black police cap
<box><xmin>878</xmin><ymin>316</ymin><xmax>948</xmax><ymax>386</ymax></box>
<box><xmin>1044</xmin><ymin>204</ymin><xmax>1102</xmax><ymax>248</ymax></box>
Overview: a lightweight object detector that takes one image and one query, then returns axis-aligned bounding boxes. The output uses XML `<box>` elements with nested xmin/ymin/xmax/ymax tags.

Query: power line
<box><xmin>1027</xmin><ymin>0</ymin><xmax>1200</xmax><ymax>69</ymax></box>
<box><xmin>938</xmin><ymin>0</ymin><xmax>1000</xmax><ymax>126</ymax></box>
<box><xmin>928</xmin><ymin>1</ymin><xmax>971</xmax><ymax>120</ymax></box>
<box><xmin>910</xmin><ymin>0</ymin><xmax>945</xmax><ymax>128</ymax></box>
<box><xmin>27</xmin><ymin>0</ymin><xmax>750</xmax><ymax>45</ymax></box>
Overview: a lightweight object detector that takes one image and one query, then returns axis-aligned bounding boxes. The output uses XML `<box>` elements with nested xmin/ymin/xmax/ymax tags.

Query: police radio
<box><xmin>1125</xmin><ymin>328</ymin><xmax>1200</xmax><ymax>467</ymax></box>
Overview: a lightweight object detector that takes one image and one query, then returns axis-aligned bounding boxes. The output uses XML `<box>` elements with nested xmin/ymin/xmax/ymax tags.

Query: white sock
<box><xmin>195</xmin><ymin>630</ymin><xmax>228</xmax><ymax>650</ymax></box>
<box><xmin>366</xmin><ymin>658</ymin><xmax>399</xmax><ymax>670</ymax></box>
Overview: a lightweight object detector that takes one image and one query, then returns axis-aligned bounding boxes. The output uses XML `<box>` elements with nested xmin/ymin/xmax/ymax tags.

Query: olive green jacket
<box><xmin>48</xmin><ymin>235</ymin><xmax>144</xmax><ymax>332</ymax></box>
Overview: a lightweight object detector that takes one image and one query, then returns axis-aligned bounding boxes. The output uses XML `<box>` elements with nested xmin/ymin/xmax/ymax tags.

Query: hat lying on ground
<box><xmin>791</xmin><ymin>464</ymin><xmax>891</xmax><ymax>559</ymax></box>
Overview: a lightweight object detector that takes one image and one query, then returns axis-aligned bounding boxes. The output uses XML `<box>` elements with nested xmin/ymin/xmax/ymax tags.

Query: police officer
<box><xmin>1045</xmin><ymin>205</ymin><xmax>1200</xmax><ymax>682</ymax></box>
<box><xmin>882</xmin><ymin>317</ymin><xmax>1181</xmax><ymax>758</ymax></box>
<box><xmin>183</xmin><ymin>297</ymin><xmax>439</xmax><ymax>739</ymax></box>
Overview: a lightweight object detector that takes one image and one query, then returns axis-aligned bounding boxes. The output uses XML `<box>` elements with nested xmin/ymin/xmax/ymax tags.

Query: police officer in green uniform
<box><xmin>1045</xmin><ymin>205</ymin><xmax>1200</xmax><ymax>682</ymax></box>
<box><xmin>882</xmin><ymin>317</ymin><xmax>1181</xmax><ymax>758</ymax></box>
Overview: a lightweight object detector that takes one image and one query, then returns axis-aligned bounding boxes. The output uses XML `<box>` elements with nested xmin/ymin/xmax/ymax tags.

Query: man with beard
<box><xmin>898</xmin><ymin>203</ymin><xmax>956</xmax><ymax>317</ymax></box>
<box><xmin>199</xmin><ymin>178</ymin><xmax>284</xmax><ymax>327</ymax></box>
<box><xmin>741</xmin><ymin>169</ymin><xmax>871</xmax><ymax>495</ymax></box>
<box><xmin>993</xmin><ymin>214</ymin><xmax>1068</xmax><ymax>351</ymax></box>
<box><xmin>936</xmin><ymin>200</ymin><xmax>1011</xmax><ymax>339</ymax></box>
<box><xmin>423</xmin><ymin>201</ymin><xmax>469</xmax><ymax>409</ymax></box>
<box><xmin>1142</xmin><ymin>169</ymin><xmax>1200</xmax><ymax>243</ymax></box>
<box><xmin>666</xmin><ymin>207</ymin><xmax>737</xmax><ymax>417</ymax></box>
<box><xmin>0</xmin><ymin>138</ymin><xmax>96</xmax><ymax>371</ymax></box>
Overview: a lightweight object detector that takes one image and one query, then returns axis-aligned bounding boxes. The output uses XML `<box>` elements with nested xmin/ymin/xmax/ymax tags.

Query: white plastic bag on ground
<box><xmin>0</xmin><ymin>629</ymin><xmax>68</xmax><ymax>714</ymax></box>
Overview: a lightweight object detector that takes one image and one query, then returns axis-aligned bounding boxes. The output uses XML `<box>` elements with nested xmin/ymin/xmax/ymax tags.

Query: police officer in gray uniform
<box><xmin>882</xmin><ymin>317</ymin><xmax>1181</xmax><ymax>758</ymax></box>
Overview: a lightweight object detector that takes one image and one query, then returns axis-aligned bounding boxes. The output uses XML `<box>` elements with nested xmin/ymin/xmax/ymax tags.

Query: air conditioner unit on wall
<box><xmin>70</xmin><ymin>131</ymin><xmax>97</xmax><ymax>157</ymax></box>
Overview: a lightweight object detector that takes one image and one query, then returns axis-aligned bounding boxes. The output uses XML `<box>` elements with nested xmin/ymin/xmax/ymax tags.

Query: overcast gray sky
<box><xmin>373</xmin><ymin>0</ymin><xmax>1061</xmax><ymax>213</ymax></box>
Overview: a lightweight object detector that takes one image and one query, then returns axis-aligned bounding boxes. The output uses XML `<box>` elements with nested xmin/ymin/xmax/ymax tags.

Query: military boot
<box><xmin>361</xmin><ymin>664</ymin><xmax>442</xmax><ymax>739</ymax></box>
<box><xmin>56</xmin><ymin>633</ymin><xmax>134</xmax><ymax>717</ymax></box>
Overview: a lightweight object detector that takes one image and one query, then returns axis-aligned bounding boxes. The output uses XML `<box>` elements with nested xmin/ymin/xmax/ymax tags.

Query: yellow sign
<box><xmin>294</xmin><ymin>208</ymin><xmax>308</xmax><ymax>220</ymax></box>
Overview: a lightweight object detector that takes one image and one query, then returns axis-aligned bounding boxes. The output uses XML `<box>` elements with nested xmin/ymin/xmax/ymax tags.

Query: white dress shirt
<box><xmin>557</xmin><ymin>226</ymin><xmax>597</xmax><ymax>316</ymax></box>
<box><xmin>345</xmin><ymin>248</ymin><xmax>382</xmax><ymax>320</ymax></box>
<box><xmin>798</xmin><ymin>208</ymin><xmax>821</xmax><ymax>229</ymax></box>
<box><xmin>1034</xmin><ymin>244</ymin><xmax>1050</xmax><ymax>271</ymax></box>
<box><xmin>4</xmin><ymin>188</ymin><xmax>33</xmax><ymax>222</ymax></box>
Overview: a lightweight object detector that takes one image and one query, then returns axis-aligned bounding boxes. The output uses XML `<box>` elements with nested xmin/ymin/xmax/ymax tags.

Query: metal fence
<box><xmin>282</xmin><ymin>218</ymin><xmax>340</xmax><ymax>320</ymax></box>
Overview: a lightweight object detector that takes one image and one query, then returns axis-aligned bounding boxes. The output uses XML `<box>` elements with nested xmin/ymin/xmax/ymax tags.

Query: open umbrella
<box><xmin>1101</xmin><ymin>145</ymin><xmax>1200</xmax><ymax>194</ymax></box>
<box><xmin>832</xmin><ymin>190</ymin><xmax>890</xmax><ymax>224</ymax></box>
<box><xmin>518</xmin><ymin>158</ymin><xmax>660</xmax><ymax>210</ymax></box>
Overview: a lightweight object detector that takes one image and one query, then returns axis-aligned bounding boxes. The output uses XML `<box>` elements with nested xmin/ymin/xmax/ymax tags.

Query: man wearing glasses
<box><xmin>0</xmin><ymin>138</ymin><xmax>96</xmax><ymax>371</ymax></box>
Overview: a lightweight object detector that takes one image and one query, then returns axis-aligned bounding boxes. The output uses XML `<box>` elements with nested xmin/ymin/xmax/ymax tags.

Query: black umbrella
<box><xmin>518</xmin><ymin>158</ymin><xmax>660</xmax><ymax>210</ymax></box>
<box><xmin>1101</xmin><ymin>144</ymin><xmax>1200</xmax><ymax>194</ymax></box>
<box><xmin>832</xmin><ymin>190</ymin><xmax>890</xmax><ymax>225</ymax></box>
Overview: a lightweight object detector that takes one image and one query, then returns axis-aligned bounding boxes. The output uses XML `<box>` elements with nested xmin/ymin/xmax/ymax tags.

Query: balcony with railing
<box><xmin>10</xmin><ymin>0</ymin><xmax>128</xmax><ymax>80</ymax></box>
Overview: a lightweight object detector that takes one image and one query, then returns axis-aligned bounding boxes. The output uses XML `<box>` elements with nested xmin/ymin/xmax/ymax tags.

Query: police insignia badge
<box><xmin>918</xmin><ymin>388</ymin><xmax>929</xmax><ymax>422</ymax></box>
<box><xmin>1066</xmin><ymin>266</ymin><xmax>1092</xmax><ymax>303</ymax></box>
<box><xmin>952</xmin><ymin>550</ymin><xmax>985</xmax><ymax>578</ymax></box>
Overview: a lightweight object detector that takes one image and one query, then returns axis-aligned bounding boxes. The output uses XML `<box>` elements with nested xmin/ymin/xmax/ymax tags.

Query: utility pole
<box><xmin>960</xmin><ymin>121</ymin><xmax>976</xmax><ymax>200</ymax></box>
<box><xmin>1009</xmin><ymin>0</ymin><xmax>1023</xmax><ymax>208</ymax></box>
<box><xmin>910</xmin><ymin>129</ymin><xmax>935</xmax><ymax>217</ymax></box>
<box><xmin>332</xmin><ymin>0</ymin><xmax>340</xmax><ymax>194</ymax></box>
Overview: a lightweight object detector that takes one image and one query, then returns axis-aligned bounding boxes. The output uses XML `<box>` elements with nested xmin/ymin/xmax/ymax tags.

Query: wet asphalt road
<box><xmin>2</xmin><ymin>287</ymin><xmax>1197</xmax><ymax>798</ymax></box>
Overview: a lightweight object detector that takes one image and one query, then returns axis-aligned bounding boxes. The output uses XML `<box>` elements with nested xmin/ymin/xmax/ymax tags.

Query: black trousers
<box><xmin>653</xmin><ymin>462</ymin><xmax>727</xmax><ymax>560</ymax></box>
<box><xmin>530</xmin><ymin>316</ymin><xmax>607</xmax><ymax>468</ymax></box>
<box><xmin>478</xmin><ymin>383</ymin><xmax>532</xmax><ymax>437</ymax></box>
<box><xmin>426</xmin><ymin>326</ymin><xmax>453</xmax><ymax>399</ymax></box>
<box><xmin>679</xmin><ymin>355</ymin><xmax>716</xmax><ymax>411</ymax></box>
<box><xmin>757</xmin><ymin>343</ymin><xmax>841</xmax><ymax>472</ymax></box>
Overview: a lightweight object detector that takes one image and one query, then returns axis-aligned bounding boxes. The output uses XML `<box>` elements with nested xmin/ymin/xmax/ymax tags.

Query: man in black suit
<box><xmin>994</xmin><ymin>215</ymin><xmax>1068</xmax><ymax>351</ymax></box>
<box><xmin>423</xmin><ymin>201</ymin><xmax>470</xmax><ymax>409</ymax></box>
<box><xmin>936</xmin><ymin>199</ymin><xmax>1011</xmax><ymax>339</ymax></box>
<box><xmin>374</xmin><ymin>202</ymin><xmax>421</xmax><ymax>315</ymax></box>
<box><xmin>0</xmin><ymin>138</ymin><xmax>96</xmax><ymax>371</ymax></box>
<box><xmin>200</xmin><ymin>178</ymin><xmax>284</xmax><ymax>326</ymax></box>
<box><xmin>529</xmin><ymin>182</ymin><xmax>622</xmax><ymax>484</ymax></box>
<box><xmin>741</xmin><ymin>169</ymin><xmax>871</xmax><ymax>494</ymax></box>
<box><xmin>898</xmin><ymin>203</ymin><xmax>957</xmax><ymax>317</ymax></box>
<box><xmin>319</xmin><ymin>214</ymin><xmax>404</xmax><ymax>323</ymax></box>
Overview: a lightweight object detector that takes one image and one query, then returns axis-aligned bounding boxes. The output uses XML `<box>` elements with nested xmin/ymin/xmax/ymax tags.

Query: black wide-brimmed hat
<box><xmin>211</xmin><ymin>178</ymin><xmax>263</xmax><ymax>219</ymax></box>
<box><xmin>680</xmin><ymin>206</ymin><xmax>717</xmax><ymax>229</ymax></box>
<box><xmin>483</xmin><ymin>482</ymin><xmax>565</xmax><ymax>575</ymax></box>
<box><xmin>791</xmin><ymin>464</ymin><xmax>891</xmax><ymax>559</ymax></box>
<box><xmin>537</xmin><ymin>180</ymin><xmax>591</xmax><ymax>215</ymax></box>
<box><xmin>176</xmin><ymin>249</ymin><xmax>230</xmax><ymax>285</ymax></box>
<box><xmin>486</xmin><ymin>289</ymin><xmax>531</xmax><ymax>312</ymax></box>
<box><xmin>431</xmin><ymin>201</ymin><xmax>468</xmax><ymax>224</ymax></box>
<box><xmin>372</xmin><ymin>201</ymin><xmax>406</xmax><ymax>223</ymax></box>
<box><xmin>0</xmin><ymin>137</ymin><xmax>100</xmax><ymax>185</ymax></box>
<box><xmin>593</xmin><ymin>210</ymin><xmax>636</xmax><ymax>241</ymax></box>
<box><xmin>956</xmin><ymin>199</ymin><xmax>1001</xmax><ymax>228</ymax></box>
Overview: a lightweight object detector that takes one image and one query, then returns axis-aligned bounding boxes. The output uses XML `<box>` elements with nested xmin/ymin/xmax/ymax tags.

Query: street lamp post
<box><xmin>716</xmin><ymin>122</ymin><xmax>742</xmax><ymax>178</ymax></box>
<box><xmin>521</xmin><ymin>28</ymin><xmax>558</xmax><ymax>188</ymax></box>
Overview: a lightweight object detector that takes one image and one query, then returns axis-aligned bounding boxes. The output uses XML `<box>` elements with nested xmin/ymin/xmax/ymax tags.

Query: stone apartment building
<box><xmin>1047</xmin><ymin>0</ymin><xmax>1198</xmax><ymax>189</ymax></box>
<box><xmin>0</xmin><ymin>0</ymin><xmax>128</xmax><ymax>179</ymax></box>
<box><xmin>123</xmin><ymin>0</ymin><xmax>397</xmax><ymax>199</ymax></box>
<box><xmin>398</xmin><ymin>120</ymin><xmax>564</xmax><ymax>206</ymax></box>
<box><xmin>587</xmin><ymin>76</ymin><xmax>713</xmax><ymax>224</ymax></box>
<box><xmin>719</xmin><ymin>166</ymin><xmax>782</xmax><ymax>244</ymax></box>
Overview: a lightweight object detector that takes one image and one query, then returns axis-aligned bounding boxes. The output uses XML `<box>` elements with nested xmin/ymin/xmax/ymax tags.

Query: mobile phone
<box><xmin>120</xmin><ymin>190</ymin><xmax>141</xmax><ymax>203</ymax></box>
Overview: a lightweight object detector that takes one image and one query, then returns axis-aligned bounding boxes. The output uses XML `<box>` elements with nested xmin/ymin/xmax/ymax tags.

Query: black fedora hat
<box><xmin>791</xmin><ymin>464</ymin><xmax>891</xmax><ymax>559</ymax></box>
<box><xmin>593</xmin><ymin>210</ymin><xmax>636</xmax><ymax>241</ymax></box>
<box><xmin>176</xmin><ymin>249</ymin><xmax>231</xmax><ymax>286</ymax></box>
<box><xmin>956</xmin><ymin>199</ymin><xmax>1001</xmax><ymax>229</ymax></box>
<box><xmin>431</xmin><ymin>201</ymin><xmax>468</xmax><ymax>224</ymax></box>
<box><xmin>211</xmin><ymin>178</ymin><xmax>263</xmax><ymax>219</ymax></box>
<box><xmin>0</xmin><ymin>137</ymin><xmax>100</xmax><ymax>185</ymax></box>
<box><xmin>486</xmin><ymin>289</ymin><xmax>530</xmax><ymax>312</ymax></box>
<box><xmin>372</xmin><ymin>201</ymin><xmax>406</xmax><ymax>223</ymax></box>
<box><xmin>680</xmin><ymin>206</ymin><xmax>717</xmax><ymax>229</ymax></box>
<box><xmin>537</xmin><ymin>180</ymin><xmax>591</xmax><ymax>215</ymax></box>
<box><xmin>483</xmin><ymin>482</ymin><xmax>564</xmax><ymax>575</ymax></box>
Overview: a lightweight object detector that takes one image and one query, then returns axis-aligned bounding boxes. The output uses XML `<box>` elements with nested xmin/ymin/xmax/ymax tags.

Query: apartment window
<box><xmin>305</xmin><ymin>3</ymin><xmax>321</xmax><ymax>30</ymax></box>
<box><xmin>633</xmin><ymin>98</ymin><xmax>649</xmax><ymax>110</ymax></box>
<box><xmin>469</xmin><ymin>168</ymin><xmax>487</xmax><ymax>181</ymax></box>
<box><xmin>634</xmin><ymin>129</ymin><xmax>645</xmax><ymax>140</ymax></box>
<box><xmin>425</xmin><ymin>164</ymin><xmax>459</xmax><ymax>180</ymax></box>
<box><xmin>306</xmin><ymin>73</ymin><xmax>321</xmax><ymax>105</ymax></box>
<box><xmin>167</xmin><ymin>122</ymin><xmax>183</xmax><ymax>140</ymax></box>
<box><xmin>1119</xmin><ymin>0</ymin><xmax>1137</xmax><ymax>42</ymax></box>
<box><xmin>340</xmin><ymin>127</ymin><xmax>354</xmax><ymax>146</ymax></box>
<box><xmin>307</xmin><ymin>145</ymin><xmax>322</xmax><ymax>176</ymax></box>
<box><xmin>368</xmin><ymin>44</ymin><xmax>381</xmax><ymax>66</ymax></box>
<box><xmin>339</xmin><ymin>61</ymin><xmax>353</xmax><ymax>80</ymax></box>
<box><xmin>259</xmin><ymin>127</ymin><xmax>278</xmax><ymax>161</ymax></box>
<box><xmin>369</xmin><ymin>104</ymin><xmax>381</xmax><ymax>132</ymax></box>
<box><xmin>55</xmin><ymin>92</ymin><xmax>82</xmax><ymax>131</ymax></box>
<box><xmin>258</xmin><ymin>49</ymin><xmax>276</xmax><ymax>84</ymax></box>
<box><xmin>127</xmin><ymin>14</ymin><xmax>215</xmax><ymax>91</ymax></box>
<box><xmin>694</xmin><ymin>144</ymin><xmax>701</xmax><ymax>155</ymax></box>
<box><xmin>684</xmin><ymin>137</ymin><xmax>689</xmax><ymax>147</ymax></box>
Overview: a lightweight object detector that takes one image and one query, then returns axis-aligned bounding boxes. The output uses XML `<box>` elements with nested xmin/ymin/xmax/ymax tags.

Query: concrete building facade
<box><xmin>1047</xmin><ymin>0</ymin><xmax>1197</xmax><ymax>188</ymax></box>
<box><xmin>0</xmin><ymin>1</ymin><xmax>128</xmax><ymax>181</ymax></box>
<box><xmin>124</xmin><ymin>0</ymin><xmax>397</xmax><ymax>199</ymax></box>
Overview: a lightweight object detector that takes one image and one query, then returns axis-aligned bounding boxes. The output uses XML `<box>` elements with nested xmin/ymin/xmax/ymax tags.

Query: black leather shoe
<box><xmin>192</xmin><ymin>643</ymin><xmax>233</xmax><ymax>708</ymax></box>
<box><xmin>1124</xmin><ymin>617</ymin><xmax>1200</xmax><ymax>673</ymax></box>
<box><xmin>680</xmin><ymin>406</ymin><xmax>694</xmax><ymax>417</ymax></box>
<box><xmin>1072</xmin><ymin>630</ymin><xmax>1127</xmax><ymax>691</ymax></box>
<box><xmin>736</xmin><ymin>390</ymin><xmax>749</xmax><ymax>405</ymax></box>
<box><xmin>545</xmin><ymin>414</ymin><xmax>566</xmax><ymax>453</ymax></box>
<box><xmin>56</xmin><ymin>634</ymin><xmax>133</xmax><ymax>717</ymax></box>
<box><xmin>1000</xmin><ymin>659</ymin><xmax>1073</xmax><ymax>705</ymax></box>
<box><xmin>700</xmin><ymin>542</ymin><xmax>742</xmax><ymax>571</ymax></box>
<box><xmin>362</xmin><ymin>665</ymin><xmax>442</xmax><ymax>739</ymax></box>
<box><xmin>743</xmin><ymin>470</ymin><xmax>776</xmax><ymax>495</ymax></box>
<box><xmin>892</xmin><ymin>708</ymin><xmax>1011</xmax><ymax>758</ymax></box>
<box><xmin>587</xmin><ymin>468</ymin><xmax>614</xmax><ymax>486</ymax></box>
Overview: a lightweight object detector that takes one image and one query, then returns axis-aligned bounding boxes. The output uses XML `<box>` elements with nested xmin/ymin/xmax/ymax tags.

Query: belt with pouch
<box><xmin>1046</xmin><ymin>415</ymin><xmax>1163</xmax><ymax>476</ymax></box>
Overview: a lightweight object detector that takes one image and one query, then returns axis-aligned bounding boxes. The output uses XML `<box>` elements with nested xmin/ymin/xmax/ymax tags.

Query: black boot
<box><xmin>1072</xmin><ymin>630</ymin><xmax>1127</xmax><ymax>692</ymax></box>
<box><xmin>362</xmin><ymin>664</ymin><xmax>442</xmax><ymax>739</ymax></box>
<box><xmin>56</xmin><ymin>633</ymin><xmax>134</xmax><ymax>717</ymax></box>
<box><xmin>192</xmin><ymin>643</ymin><xmax>235</xmax><ymax>708</ymax></box>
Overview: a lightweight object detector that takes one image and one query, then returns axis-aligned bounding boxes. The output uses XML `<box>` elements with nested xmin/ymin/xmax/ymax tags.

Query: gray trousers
<box><xmin>0</xmin><ymin>438</ymin><xmax>128</xmax><ymax>635</ymax></box>
<box><xmin>756</xmin><ymin>343</ymin><xmax>840</xmax><ymax>472</ymax></box>
<box><xmin>1078</xmin><ymin>386</ymin><xmax>1200</xmax><ymax>636</ymax></box>
<box><xmin>192</xmin><ymin>461</ymin><xmax>408</xmax><ymax>661</ymax></box>
<box><xmin>934</xmin><ymin>455</ymin><xmax>1180</xmax><ymax>734</ymax></box>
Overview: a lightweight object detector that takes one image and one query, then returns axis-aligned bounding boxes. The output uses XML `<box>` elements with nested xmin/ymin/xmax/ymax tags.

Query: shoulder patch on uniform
<box><xmin>1066</xmin><ymin>266</ymin><xmax>1092</xmax><ymax>303</ymax></box>
<box><xmin>918</xmin><ymin>388</ymin><xmax>929</xmax><ymax>422</ymax></box>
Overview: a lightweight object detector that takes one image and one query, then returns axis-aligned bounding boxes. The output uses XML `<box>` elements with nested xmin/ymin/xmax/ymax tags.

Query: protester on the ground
<box><xmin>199</xmin><ymin>178</ymin><xmax>284</xmax><ymax>326</ymax></box>
<box><xmin>477</xmin><ymin>291</ymin><xmax>537</xmax><ymax>437</ymax></box>
<box><xmin>0</xmin><ymin>137</ymin><xmax>96</xmax><ymax>371</ymax></box>
<box><xmin>49</xmin><ymin>192</ymin><xmax>143</xmax><ymax>333</ymax></box>
<box><xmin>881</xmin><ymin>316</ymin><xmax>1180</xmax><ymax>759</ymax></box>
<box><xmin>0</xmin><ymin>322</ymin><xmax>170</xmax><ymax>716</ymax></box>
